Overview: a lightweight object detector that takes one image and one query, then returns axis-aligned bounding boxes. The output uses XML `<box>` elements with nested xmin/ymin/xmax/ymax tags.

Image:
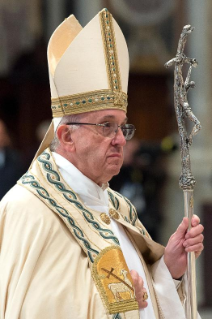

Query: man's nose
<box><xmin>111</xmin><ymin>127</ymin><xmax>126</xmax><ymax>146</ymax></box>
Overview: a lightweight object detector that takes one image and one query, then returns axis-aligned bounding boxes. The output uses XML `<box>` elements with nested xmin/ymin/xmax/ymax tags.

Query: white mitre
<box><xmin>33</xmin><ymin>8</ymin><xmax>129</xmax><ymax>161</ymax></box>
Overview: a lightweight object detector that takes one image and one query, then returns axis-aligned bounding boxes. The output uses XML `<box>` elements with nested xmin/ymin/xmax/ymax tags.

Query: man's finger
<box><xmin>183</xmin><ymin>234</ymin><xmax>204</xmax><ymax>248</ymax></box>
<box><xmin>191</xmin><ymin>214</ymin><xmax>200</xmax><ymax>227</ymax></box>
<box><xmin>185</xmin><ymin>224</ymin><xmax>204</xmax><ymax>239</ymax></box>
<box><xmin>137</xmin><ymin>288</ymin><xmax>148</xmax><ymax>309</ymax></box>
<box><xmin>130</xmin><ymin>270</ymin><xmax>148</xmax><ymax>309</ymax></box>
<box><xmin>175</xmin><ymin>217</ymin><xmax>188</xmax><ymax>237</ymax></box>
<box><xmin>130</xmin><ymin>270</ymin><xmax>139</xmax><ymax>282</ymax></box>
<box><xmin>185</xmin><ymin>243</ymin><xmax>204</xmax><ymax>253</ymax></box>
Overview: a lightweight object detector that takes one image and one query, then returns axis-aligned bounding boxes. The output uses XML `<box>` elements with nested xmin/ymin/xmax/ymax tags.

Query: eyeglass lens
<box><xmin>102</xmin><ymin>123</ymin><xmax>135</xmax><ymax>140</ymax></box>
<box><xmin>122</xmin><ymin>124</ymin><xmax>135</xmax><ymax>140</ymax></box>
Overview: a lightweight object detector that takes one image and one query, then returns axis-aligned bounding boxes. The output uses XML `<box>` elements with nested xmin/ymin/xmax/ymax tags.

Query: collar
<box><xmin>52</xmin><ymin>152</ymin><xmax>109</xmax><ymax>207</ymax></box>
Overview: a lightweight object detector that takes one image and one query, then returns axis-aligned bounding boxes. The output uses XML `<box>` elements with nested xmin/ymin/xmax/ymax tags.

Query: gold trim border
<box><xmin>51</xmin><ymin>89</ymin><xmax>128</xmax><ymax>117</ymax></box>
<box><xmin>99</xmin><ymin>9</ymin><xmax>122</xmax><ymax>92</ymax></box>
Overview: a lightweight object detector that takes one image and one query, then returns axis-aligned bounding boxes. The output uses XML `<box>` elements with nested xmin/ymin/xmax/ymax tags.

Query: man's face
<box><xmin>70</xmin><ymin>109</ymin><xmax>127</xmax><ymax>185</ymax></box>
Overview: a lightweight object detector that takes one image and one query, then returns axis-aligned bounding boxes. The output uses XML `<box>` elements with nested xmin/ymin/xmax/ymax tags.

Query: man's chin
<box><xmin>107</xmin><ymin>164</ymin><xmax>121</xmax><ymax>178</ymax></box>
<box><xmin>106</xmin><ymin>158</ymin><xmax>123</xmax><ymax>178</ymax></box>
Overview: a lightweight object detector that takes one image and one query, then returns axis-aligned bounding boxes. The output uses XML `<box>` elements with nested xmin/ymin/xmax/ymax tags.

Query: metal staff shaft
<box><xmin>184</xmin><ymin>190</ymin><xmax>197</xmax><ymax>319</ymax></box>
<box><xmin>165</xmin><ymin>25</ymin><xmax>201</xmax><ymax>319</ymax></box>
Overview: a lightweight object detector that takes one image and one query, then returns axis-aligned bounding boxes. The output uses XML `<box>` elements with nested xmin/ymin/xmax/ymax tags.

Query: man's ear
<box><xmin>57</xmin><ymin>125</ymin><xmax>75</xmax><ymax>151</ymax></box>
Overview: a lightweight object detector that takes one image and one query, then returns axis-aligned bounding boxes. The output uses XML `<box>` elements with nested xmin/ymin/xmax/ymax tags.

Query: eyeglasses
<box><xmin>65</xmin><ymin>122</ymin><xmax>136</xmax><ymax>141</ymax></box>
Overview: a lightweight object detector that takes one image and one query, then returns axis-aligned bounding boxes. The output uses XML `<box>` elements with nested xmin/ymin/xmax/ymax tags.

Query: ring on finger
<box><xmin>143</xmin><ymin>291</ymin><xmax>148</xmax><ymax>301</ymax></box>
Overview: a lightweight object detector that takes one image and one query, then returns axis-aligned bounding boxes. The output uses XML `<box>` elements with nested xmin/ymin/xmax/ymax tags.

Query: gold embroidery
<box><xmin>109</xmin><ymin>209</ymin><xmax>120</xmax><ymax>220</ymax></box>
<box><xmin>51</xmin><ymin>89</ymin><xmax>127</xmax><ymax>117</ymax></box>
<box><xmin>100</xmin><ymin>213</ymin><xmax>111</xmax><ymax>225</ymax></box>
<box><xmin>114</xmin><ymin>91</ymin><xmax>124</xmax><ymax>106</ymax></box>
<box><xmin>92</xmin><ymin>246</ymin><xmax>138</xmax><ymax>314</ymax></box>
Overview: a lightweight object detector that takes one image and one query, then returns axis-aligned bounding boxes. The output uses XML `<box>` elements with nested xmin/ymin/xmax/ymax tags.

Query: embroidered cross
<box><xmin>106</xmin><ymin>267</ymin><xmax>115</xmax><ymax>279</ymax></box>
<box><xmin>101</xmin><ymin>268</ymin><xmax>134</xmax><ymax>291</ymax></box>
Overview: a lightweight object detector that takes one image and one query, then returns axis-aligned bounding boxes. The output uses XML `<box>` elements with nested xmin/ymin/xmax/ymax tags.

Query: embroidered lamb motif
<box><xmin>107</xmin><ymin>269</ymin><xmax>134</xmax><ymax>301</ymax></box>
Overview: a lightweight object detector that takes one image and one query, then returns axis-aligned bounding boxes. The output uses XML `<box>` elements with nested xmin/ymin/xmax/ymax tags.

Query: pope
<box><xmin>0</xmin><ymin>8</ymin><xmax>203</xmax><ymax>319</ymax></box>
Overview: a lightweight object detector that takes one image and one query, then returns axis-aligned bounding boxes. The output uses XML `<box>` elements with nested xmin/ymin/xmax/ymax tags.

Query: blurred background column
<box><xmin>0</xmin><ymin>0</ymin><xmax>42</xmax><ymax>74</ymax></box>
<box><xmin>162</xmin><ymin>0</ymin><xmax>212</xmax><ymax>306</ymax></box>
<box><xmin>188</xmin><ymin>0</ymin><xmax>212</xmax><ymax>308</ymax></box>
<box><xmin>75</xmin><ymin>0</ymin><xmax>103</xmax><ymax>26</ymax></box>
<box><xmin>45</xmin><ymin>0</ymin><xmax>66</xmax><ymax>39</ymax></box>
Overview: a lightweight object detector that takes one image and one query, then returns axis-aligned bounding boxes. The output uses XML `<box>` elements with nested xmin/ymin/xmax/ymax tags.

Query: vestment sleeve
<box><xmin>0</xmin><ymin>188</ymin><xmax>55</xmax><ymax>319</ymax></box>
<box><xmin>150</xmin><ymin>257</ymin><xmax>202</xmax><ymax>319</ymax></box>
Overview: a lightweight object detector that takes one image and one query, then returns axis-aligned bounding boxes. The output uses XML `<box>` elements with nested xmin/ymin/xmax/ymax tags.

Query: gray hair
<box><xmin>50</xmin><ymin>113</ymin><xmax>84</xmax><ymax>152</ymax></box>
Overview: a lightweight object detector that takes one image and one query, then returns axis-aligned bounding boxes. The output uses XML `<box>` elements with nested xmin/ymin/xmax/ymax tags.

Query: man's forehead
<box><xmin>86</xmin><ymin>109</ymin><xmax>127</xmax><ymax>121</ymax></box>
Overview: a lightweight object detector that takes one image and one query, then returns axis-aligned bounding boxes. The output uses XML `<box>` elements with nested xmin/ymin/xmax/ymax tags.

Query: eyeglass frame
<box><xmin>65</xmin><ymin>122</ymin><xmax>136</xmax><ymax>140</ymax></box>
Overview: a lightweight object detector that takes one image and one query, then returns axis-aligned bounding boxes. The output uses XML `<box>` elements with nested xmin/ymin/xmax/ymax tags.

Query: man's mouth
<box><xmin>108</xmin><ymin>153</ymin><xmax>122</xmax><ymax>158</ymax></box>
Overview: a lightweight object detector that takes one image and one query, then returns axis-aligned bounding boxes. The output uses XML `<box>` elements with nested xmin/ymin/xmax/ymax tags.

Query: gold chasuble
<box><xmin>17</xmin><ymin>148</ymin><xmax>165</xmax><ymax>319</ymax></box>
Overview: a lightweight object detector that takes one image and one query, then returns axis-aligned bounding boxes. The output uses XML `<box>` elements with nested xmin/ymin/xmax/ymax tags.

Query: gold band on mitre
<box><xmin>51</xmin><ymin>89</ymin><xmax>128</xmax><ymax>117</ymax></box>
